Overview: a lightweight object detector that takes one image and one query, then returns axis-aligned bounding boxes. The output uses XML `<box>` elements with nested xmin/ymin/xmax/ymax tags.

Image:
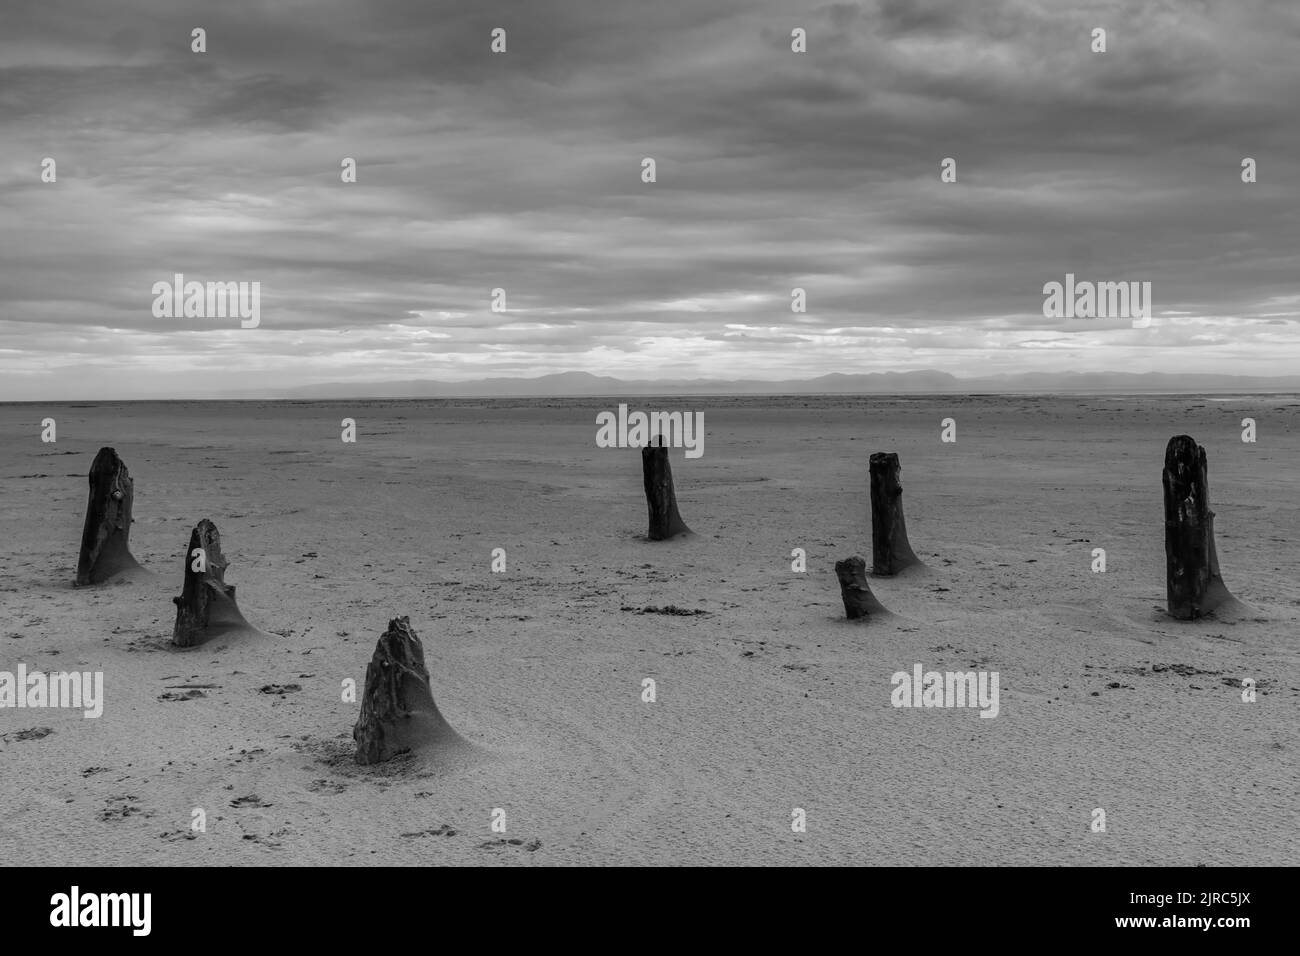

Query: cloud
<box><xmin>1</xmin><ymin>0</ymin><xmax>1297</xmax><ymax>397</ymax></box>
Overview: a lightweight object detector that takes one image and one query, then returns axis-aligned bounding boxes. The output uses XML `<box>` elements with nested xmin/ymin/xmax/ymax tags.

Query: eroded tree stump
<box><xmin>835</xmin><ymin>556</ymin><xmax>888</xmax><ymax>620</ymax></box>
<box><xmin>869</xmin><ymin>452</ymin><xmax>921</xmax><ymax>575</ymax></box>
<box><xmin>75</xmin><ymin>447</ymin><xmax>143</xmax><ymax>585</ymax></box>
<box><xmin>1163</xmin><ymin>435</ymin><xmax>1234</xmax><ymax>619</ymax></box>
<box><xmin>353</xmin><ymin>617</ymin><xmax>460</xmax><ymax>765</ymax></box>
<box><xmin>171</xmin><ymin>519</ymin><xmax>257</xmax><ymax>646</ymax></box>
<box><xmin>642</xmin><ymin>438</ymin><xmax>692</xmax><ymax>540</ymax></box>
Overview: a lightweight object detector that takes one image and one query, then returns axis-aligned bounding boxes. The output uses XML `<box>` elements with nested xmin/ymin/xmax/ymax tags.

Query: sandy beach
<box><xmin>1</xmin><ymin>394</ymin><xmax>1296</xmax><ymax>865</ymax></box>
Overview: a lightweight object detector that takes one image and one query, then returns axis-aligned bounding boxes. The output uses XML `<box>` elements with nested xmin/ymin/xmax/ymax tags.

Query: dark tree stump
<box><xmin>171</xmin><ymin>519</ymin><xmax>257</xmax><ymax>646</ymax></box>
<box><xmin>869</xmin><ymin>452</ymin><xmax>921</xmax><ymax>575</ymax></box>
<box><xmin>75</xmin><ymin>447</ymin><xmax>143</xmax><ymax>585</ymax></box>
<box><xmin>642</xmin><ymin>438</ymin><xmax>692</xmax><ymax>540</ymax></box>
<box><xmin>353</xmin><ymin>617</ymin><xmax>460</xmax><ymax>765</ymax></box>
<box><xmin>1163</xmin><ymin>436</ymin><xmax>1234</xmax><ymax>619</ymax></box>
<box><xmin>835</xmin><ymin>556</ymin><xmax>889</xmax><ymax>619</ymax></box>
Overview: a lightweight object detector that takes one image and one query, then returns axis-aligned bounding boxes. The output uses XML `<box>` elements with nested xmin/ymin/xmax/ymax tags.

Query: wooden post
<box><xmin>642</xmin><ymin>437</ymin><xmax>692</xmax><ymax>540</ymax></box>
<box><xmin>869</xmin><ymin>452</ymin><xmax>921</xmax><ymax>575</ymax></box>
<box><xmin>171</xmin><ymin>519</ymin><xmax>257</xmax><ymax>646</ymax></box>
<box><xmin>1163</xmin><ymin>436</ymin><xmax>1234</xmax><ymax>619</ymax></box>
<box><xmin>353</xmin><ymin>617</ymin><xmax>461</xmax><ymax>765</ymax></box>
<box><xmin>835</xmin><ymin>556</ymin><xmax>888</xmax><ymax>620</ymax></box>
<box><xmin>75</xmin><ymin>447</ymin><xmax>143</xmax><ymax>585</ymax></box>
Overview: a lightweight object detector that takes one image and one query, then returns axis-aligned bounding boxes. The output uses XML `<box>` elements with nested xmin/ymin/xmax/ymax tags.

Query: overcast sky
<box><xmin>2</xmin><ymin>0</ymin><xmax>1298</xmax><ymax>399</ymax></box>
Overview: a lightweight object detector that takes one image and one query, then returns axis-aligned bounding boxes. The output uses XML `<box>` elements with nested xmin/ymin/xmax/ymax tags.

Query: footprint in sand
<box><xmin>402</xmin><ymin>824</ymin><xmax>457</xmax><ymax>838</ymax></box>
<box><xmin>98</xmin><ymin>795</ymin><xmax>154</xmax><ymax>822</ymax></box>
<box><xmin>477</xmin><ymin>838</ymin><xmax>541</xmax><ymax>852</ymax></box>
<box><xmin>240</xmin><ymin>826</ymin><xmax>291</xmax><ymax>849</ymax></box>
<box><xmin>2</xmin><ymin>727</ymin><xmax>55</xmax><ymax>743</ymax></box>
<box><xmin>230</xmin><ymin>794</ymin><xmax>272</xmax><ymax>808</ymax></box>
<box><xmin>307</xmin><ymin>778</ymin><xmax>346</xmax><ymax>795</ymax></box>
<box><xmin>158</xmin><ymin>689</ymin><xmax>205</xmax><ymax>701</ymax></box>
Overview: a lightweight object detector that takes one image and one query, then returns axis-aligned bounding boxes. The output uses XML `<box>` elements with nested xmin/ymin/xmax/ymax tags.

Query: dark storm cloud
<box><xmin>1</xmin><ymin>0</ymin><xmax>1297</xmax><ymax>397</ymax></box>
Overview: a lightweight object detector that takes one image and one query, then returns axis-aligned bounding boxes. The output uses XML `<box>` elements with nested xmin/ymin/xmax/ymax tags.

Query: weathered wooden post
<box><xmin>172</xmin><ymin>519</ymin><xmax>258</xmax><ymax>646</ymax></box>
<box><xmin>642</xmin><ymin>437</ymin><xmax>692</xmax><ymax>540</ymax></box>
<box><xmin>354</xmin><ymin>617</ymin><xmax>461</xmax><ymax>765</ymax></box>
<box><xmin>835</xmin><ymin>556</ymin><xmax>888</xmax><ymax>620</ymax></box>
<box><xmin>869</xmin><ymin>452</ymin><xmax>921</xmax><ymax>575</ymax></box>
<box><xmin>1163</xmin><ymin>435</ymin><xmax>1234</xmax><ymax>619</ymax></box>
<box><xmin>75</xmin><ymin>447</ymin><xmax>144</xmax><ymax>585</ymax></box>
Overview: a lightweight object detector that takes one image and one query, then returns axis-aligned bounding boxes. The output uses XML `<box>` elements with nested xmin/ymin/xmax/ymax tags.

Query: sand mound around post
<box><xmin>642</xmin><ymin>441</ymin><xmax>693</xmax><ymax>540</ymax></box>
<box><xmin>353</xmin><ymin>616</ymin><xmax>466</xmax><ymax>765</ymax></box>
<box><xmin>172</xmin><ymin>519</ymin><xmax>267</xmax><ymax>646</ymax></box>
<box><xmin>869</xmin><ymin>451</ymin><xmax>924</xmax><ymax>576</ymax></box>
<box><xmin>1162</xmin><ymin>435</ymin><xmax>1236</xmax><ymax>620</ymax></box>
<box><xmin>835</xmin><ymin>556</ymin><xmax>891</xmax><ymax>620</ymax></box>
<box><xmin>75</xmin><ymin>447</ymin><xmax>147</xmax><ymax>586</ymax></box>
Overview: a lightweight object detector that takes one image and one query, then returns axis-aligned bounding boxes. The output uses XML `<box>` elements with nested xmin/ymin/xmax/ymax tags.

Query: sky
<box><xmin>2</xmin><ymin>0</ymin><xmax>1298</xmax><ymax>399</ymax></box>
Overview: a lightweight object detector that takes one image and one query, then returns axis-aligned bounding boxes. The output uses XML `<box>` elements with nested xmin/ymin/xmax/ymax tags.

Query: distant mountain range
<box><xmin>235</xmin><ymin>369</ymin><xmax>1300</xmax><ymax>399</ymax></box>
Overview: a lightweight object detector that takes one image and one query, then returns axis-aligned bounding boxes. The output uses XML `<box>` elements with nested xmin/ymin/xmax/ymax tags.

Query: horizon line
<box><xmin>6</xmin><ymin>386</ymin><xmax>1300</xmax><ymax>405</ymax></box>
